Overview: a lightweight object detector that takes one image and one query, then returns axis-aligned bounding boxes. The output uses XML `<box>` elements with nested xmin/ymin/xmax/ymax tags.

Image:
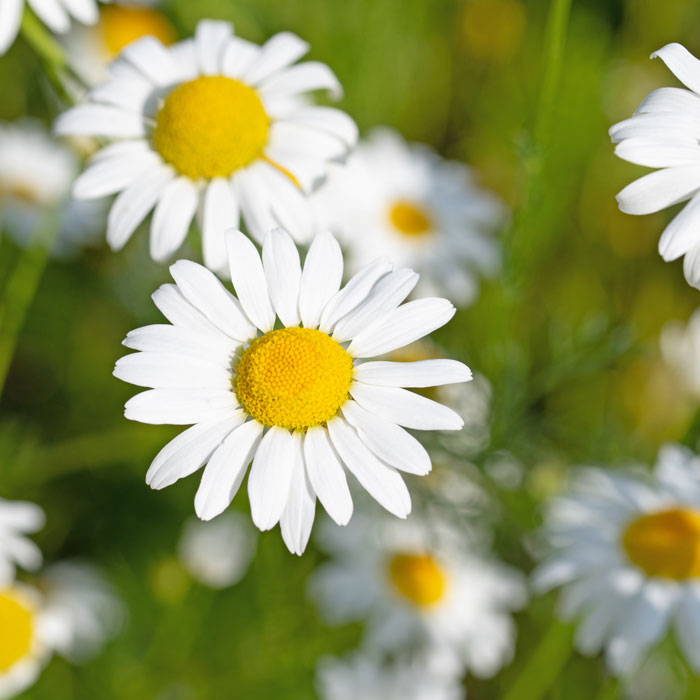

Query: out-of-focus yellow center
<box><xmin>622</xmin><ymin>507</ymin><xmax>700</xmax><ymax>580</ymax></box>
<box><xmin>388</xmin><ymin>552</ymin><xmax>447</xmax><ymax>607</ymax></box>
<box><xmin>0</xmin><ymin>589</ymin><xmax>34</xmax><ymax>672</ymax></box>
<box><xmin>100</xmin><ymin>5</ymin><xmax>175</xmax><ymax>57</ymax></box>
<box><xmin>235</xmin><ymin>328</ymin><xmax>354</xmax><ymax>431</ymax></box>
<box><xmin>388</xmin><ymin>200</ymin><xmax>432</xmax><ymax>237</ymax></box>
<box><xmin>153</xmin><ymin>76</ymin><xmax>269</xmax><ymax>180</ymax></box>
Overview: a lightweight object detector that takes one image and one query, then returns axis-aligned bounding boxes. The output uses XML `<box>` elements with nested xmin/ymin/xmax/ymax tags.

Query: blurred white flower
<box><xmin>660</xmin><ymin>308</ymin><xmax>700</xmax><ymax>398</ymax></box>
<box><xmin>0</xmin><ymin>498</ymin><xmax>44</xmax><ymax>586</ymax></box>
<box><xmin>315</xmin><ymin>653</ymin><xmax>465</xmax><ymax>700</ymax></box>
<box><xmin>54</xmin><ymin>19</ymin><xmax>357</xmax><ymax>271</ymax></box>
<box><xmin>309</xmin><ymin>514</ymin><xmax>527</xmax><ymax>678</ymax></box>
<box><xmin>178</xmin><ymin>512</ymin><xmax>257</xmax><ymax>589</ymax></box>
<box><xmin>315</xmin><ymin>128</ymin><xmax>504</xmax><ymax>306</ymax></box>
<box><xmin>610</xmin><ymin>43</ymin><xmax>700</xmax><ymax>289</ymax></box>
<box><xmin>0</xmin><ymin>0</ymin><xmax>102</xmax><ymax>55</ymax></box>
<box><xmin>533</xmin><ymin>444</ymin><xmax>700</xmax><ymax>675</ymax></box>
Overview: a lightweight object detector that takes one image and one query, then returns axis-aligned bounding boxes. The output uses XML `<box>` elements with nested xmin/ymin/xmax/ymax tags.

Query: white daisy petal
<box><xmin>318</xmin><ymin>258</ymin><xmax>393</xmax><ymax>334</ymax></box>
<box><xmin>613</xmin><ymin>137</ymin><xmax>700</xmax><ymax>168</ymax></box>
<box><xmin>150</xmin><ymin>177</ymin><xmax>198</xmax><ymax>262</ymax></box>
<box><xmin>280</xmin><ymin>436</ymin><xmax>316</xmax><ymax>555</ymax></box>
<box><xmin>676</xmin><ymin>585</ymin><xmax>700</xmax><ymax>672</ymax></box>
<box><xmin>114</xmin><ymin>352</ymin><xmax>230</xmax><ymax>389</ymax></box>
<box><xmin>303</xmin><ymin>426</ymin><xmax>353</xmax><ymax>526</ymax></box>
<box><xmin>350</xmin><ymin>383</ymin><xmax>464</xmax><ymax>431</ymax></box>
<box><xmin>609</xmin><ymin>113</ymin><xmax>700</xmax><ymax>144</ymax></box>
<box><xmin>225</xmin><ymin>230</ymin><xmax>276</xmax><ymax>332</ymax></box>
<box><xmin>341</xmin><ymin>400</ymin><xmax>431</xmax><ymax>476</ymax></box>
<box><xmin>353</xmin><ymin>359</ymin><xmax>472</xmax><ymax>388</ymax></box>
<box><xmin>248</xmin><ymin>427</ymin><xmax>298</xmax><ymax>531</ymax></box>
<box><xmin>27</xmin><ymin>0</ymin><xmax>70</xmax><ymax>33</ymax></box>
<box><xmin>195</xmin><ymin>19</ymin><xmax>232</xmax><ymax>75</ymax></box>
<box><xmin>259</xmin><ymin>62</ymin><xmax>342</xmax><ymax>99</ymax></box>
<box><xmin>286</xmin><ymin>106</ymin><xmax>358</xmax><ymax>147</ymax></box>
<box><xmin>244</xmin><ymin>32</ymin><xmax>310</xmax><ymax>85</ymax></box>
<box><xmin>121</xmin><ymin>36</ymin><xmax>177</xmax><ymax>86</ymax></box>
<box><xmin>151</xmin><ymin>284</ymin><xmax>226</xmax><ymax>336</ymax></box>
<box><xmin>169</xmin><ymin>260</ymin><xmax>256</xmax><ymax>341</ymax></box>
<box><xmin>616</xmin><ymin>166</ymin><xmax>700</xmax><ymax>215</ymax></box>
<box><xmin>233</xmin><ymin>165</ymin><xmax>278</xmax><ymax>243</ymax></box>
<box><xmin>635</xmin><ymin>87</ymin><xmax>700</xmax><ymax>117</ymax></box>
<box><xmin>262</xmin><ymin>228</ymin><xmax>302</xmax><ymax>327</ymax></box>
<box><xmin>298</xmin><ymin>232</ymin><xmax>343</xmax><ymax>329</ymax></box>
<box><xmin>54</xmin><ymin>105</ymin><xmax>146</xmax><ymax>138</ymax></box>
<box><xmin>194</xmin><ymin>420</ymin><xmax>264</xmax><ymax>520</ymax></box>
<box><xmin>658</xmin><ymin>189</ymin><xmax>700</xmax><ymax>261</ymax></box>
<box><xmin>684</xmin><ymin>242</ymin><xmax>700</xmax><ymax>289</ymax></box>
<box><xmin>326</xmin><ymin>416</ymin><xmax>411</xmax><ymax>518</ymax></box>
<box><xmin>145</xmin><ymin>414</ymin><xmax>243</xmax><ymax>490</ymax></box>
<box><xmin>89</xmin><ymin>75</ymin><xmax>157</xmax><ymax>114</ymax></box>
<box><xmin>201</xmin><ymin>178</ymin><xmax>240</xmax><ymax>274</ymax></box>
<box><xmin>107</xmin><ymin>164</ymin><xmax>175</xmax><ymax>251</ymax></box>
<box><xmin>652</xmin><ymin>43</ymin><xmax>700</xmax><ymax>95</ymax></box>
<box><xmin>62</xmin><ymin>0</ymin><xmax>98</xmax><ymax>24</ymax></box>
<box><xmin>346</xmin><ymin>298</ymin><xmax>456</xmax><ymax>358</ymax></box>
<box><xmin>123</xmin><ymin>324</ymin><xmax>238</xmax><ymax>362</ymax></box>
<box><xmin>0</xmin><ymin>0</ymin><xmax>25</xmax><ymax>54</ymax></box>
<box><xmin>221</xmin><ymin>36</ymin><xmax>259</xmax><ymax>79</ymax></box>
<box><xmin>124</xmin><ymin>388</ymin><xmax>238</xmax><ymax>425</ymax></box>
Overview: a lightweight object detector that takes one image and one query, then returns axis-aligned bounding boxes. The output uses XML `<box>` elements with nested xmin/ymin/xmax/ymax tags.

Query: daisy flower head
<box><xmin>533</xmin><ymin>444</ymin><xmax>700</xmax><ymax>675</ymax></box>
<box><xmin>610</xmin><ymin>43</ymin><xmax>700</xmax><ymax>289</ymax></box>
<box><xmin>0</xmin><ymin>0</ymin><xmax>102</xmax><ymax>55</ymax></box>
<box><xmin>309</xmin><ymin>514</ymin><xmax>527</xmax><ymax>677</ymax></box>
<box><xmin>316</xmin><ymin>128</ymin><xmax>504</xmax><ymax>306</ymax></box>
<box><xmin>54</xmin><ymin>20</ymin><xmax>358</xmax><ymax>273</ymax></box>
<box><xmin>0</xmin><ymin>498</ymin><xmax>44</xmax><ymax>586</ymax></box>
<box><xmin>178</xmin><ymin>512</ymin><xmax>257</xmax><ymax>589</ymax></box>
<box><xmin>113</xmin><ymin>227</ymin><xmax>471</xmax><ymax>555</ymax></box>
<box><xmin>315</xmin><ymin>653</ymin><xmax>465</xmax><ymax>700</ymax></box>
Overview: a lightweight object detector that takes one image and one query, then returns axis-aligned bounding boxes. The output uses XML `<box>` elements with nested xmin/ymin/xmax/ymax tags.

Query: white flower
<box><xmin>0</xmin><ymin>120</ymin><xmax>105</xmax><ymax>256</ymax></box>
<box><xmin>610</xmin><ymin>43</ymin><xmax>700</xmax><ymax>289</ymax></box>
<box><xmin>178</xmin><ymin>512</ymin><xmax>257</xmax><ymax>589</ymax></box>
<box><xmin>0</xmin><ymin>0</ymin><xmax>101</xmax><ymax>55</ymax></box>
<box><xmin>533</xmin><ymin>444</ymin><xmax>700</xmax><ymax>675</ymax></box>
<box><xmin>0</xmin><ymin>564</ymin><xmax>120</xmax><ymax>698</ymax></box>
<box><xmin>660</xmin><ymin>308</ymin><xmax>700</xmax><ymax>398</ymax></box>
<box><xmin>315</xmin><ymin>128</ymin><xmax>503</xmax><ymax>305</ymax></box>
<box><xmin>0</xmin><ymin>498</ymin><xmax>44</xmax><ymax>586</ymax></box>
<box><xmin>54</xmin><ymin>19</ymin><xmax>358</xmax><ymax>273</ymax></box>
<box><xmin>113</xmin><ymin>227</ymin><xmax>471</xmax><ymax>555</ymax></box>
<box><xmin>315</xmin><ymin>653</ymin><xmax>465</xmax><ymax>700</ymax></box>
<box><xmin>309</xmin><ymin>514</ymin><xmax>527</xmax><ymax>677</ymax></box>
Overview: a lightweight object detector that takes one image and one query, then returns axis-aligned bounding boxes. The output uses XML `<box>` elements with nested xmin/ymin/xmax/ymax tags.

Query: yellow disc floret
<box><xmin>388</xmin><ymin>552</ymin><xmax>447</xmax><ymax>607</ymax></box>
<box><xmin>234</xmin><ymin>328</ymin><xmax>354</xmax><ymax>431</ymax></box>
<box><xmin>622</xmin><ymin>507</ymin><xmax>700</xmax><ymax>580</ymax></box>
<box><xmin>153</xmin><ymin>76</ymin><xmax>269</xmax><ymax>180</ymax></box>
<box><xmin>100</xmin><ymin>5</ymin><xmax>175</xmax><ymax>57</ymax></box>
<box><xmin>0</xmin><ymin>589</ymin><xmax>35</xmax><ymax>672</ymax></box>
<box><xmin>388</xmin><ymin>200</ymin><xmax>433</xmax><ymax>237</ymax></box>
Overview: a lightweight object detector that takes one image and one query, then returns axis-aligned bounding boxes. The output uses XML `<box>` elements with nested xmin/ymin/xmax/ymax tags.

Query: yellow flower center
<box><xmin>388</xmin><ymin>552</ymin><xmax>447</xmax><ymax>607</ymax></box>
<box><xmin>234</xmin><ymin>328</ymin><xmax>354</xmax><ymax>431</ymax></box>
<box><xmin>153</xmin><ymin>76</ymin><xmax>269</xmax><ymax>180</ymax></box>
<box><xmin>100</xmin><ymin>5</ymin><xmax>175</xmax><ymax>57</ymax></box>
<box><xmin>388</xmin><ymin>200</ymin><xmax>433</xmax><ymax>237</ymax></box>
<box><xmin>0</xmin><ymin>589</ymin><xmax>34</xmax><ymax>672</ymax></box>
<box><xmin>622</xmin><ymin>507</ymin><xmax>700</xmax><ymax>580</ymax></box>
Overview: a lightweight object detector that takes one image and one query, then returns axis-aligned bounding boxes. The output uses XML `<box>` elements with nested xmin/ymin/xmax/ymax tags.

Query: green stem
<box><xmin>501</xmin><ymin>620</ymin><xmax>575</xmax><ymax>700</ymax></box>
<box><xmin>20</xmin><ymin>9</ymin><xmax>66</xmax><ymax>68</ymax></box>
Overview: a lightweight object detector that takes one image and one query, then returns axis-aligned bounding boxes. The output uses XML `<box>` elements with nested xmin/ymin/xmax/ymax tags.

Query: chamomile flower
<box><xmin>0</xmin><ymin>0</ymin><xmax>101</xmax><ymax>55</ymax></box>
<box><xmin>114</xmin><ymin>228</ymin><xmax>471</xmax><ymax>555</ymax></box>
<box><xmin>309</xmin><ymin>514</ymin><xmax>527</xmax><ymax>677</ymax></box>
<box><xmin>533</xmin><ymin>444</ymin><xmax>700</xmax><ymax>675</ymax></box>
<box><xmin>178</xmin><ymin>512</ymin><xmax>257</xmax><ymax>589</ymax></box>
<box><xmin>54</xmin><ymin>19</ymin><xmax>357</xmax><ymax>273</ymax></box>
<box><xmin>610</xmin><ymin>43</ymin><xmax>700</xmax><ymax>289</ymax></box>
<box><xmin>316</xmin><ymin>128</ymin><xmax>503</xmax><ymax>305</ymax></box>
<box><xmin>315</xmin><ymin>653</ymin><xmax>465</xmax><ymax>700</ymax></box>
<box><xmin>64</xmin><ymin>2</ymin><xmax>176</xmax><ymax>87</ymax></box>
<box><xmin>0</xmin><ymin>499</ymin><xmax>44</xmax><ymax>586</ymax></box>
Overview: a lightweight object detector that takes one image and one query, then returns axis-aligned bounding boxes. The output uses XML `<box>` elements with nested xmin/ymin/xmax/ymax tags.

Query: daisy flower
<box><xmin>309</xmin><ymin>514</ymin><xmax>527</xmax><ymax>677</ymax></box>
<box><xmin>178</xmin><ymin>512</ymin><xmax>257</xmax><ymax>589</ymax></box>
<box><xmin>610</xmin><ymin>43</ymin><xmax>700</xmax><ymax>289</ymax></box>
<box><xmin>315</xmin><ymin>653</ymin><xmax>465</xmax><ymax>700</ymax></box>
<box><xmin>54</xmin><ymin>19</ymin><xmax>357</xmax><ymax>273</ymax></box>
<box><xmin>64</xmin><ymin>2</ymin><xmax>176</xmax><ymax>87</ymax></box>
<box><xmin>0</xmin><ymin>498</ymin><xmax>44</xmax><ymax>585</ymax></box>
<box><xmin>0</xmin><ymin>0</ymin><xmax>101</xmax><ymax>55</ymax></box>
<box><xmin>660</xmin><ymin>308</ymin><xmax>700</xmax><ymax>399</ymax></box>
<box><xmin>113</xmin><ymin>227</ymin><xmax>471</xmax><ymax>555</ymax></box>
<box><xmin>533</xmin><ymin>444</ymin><xmax>700</xmax><ymax>675</ymax></box>
<box><xmin>315</xmin><ymin>128</ymin><xmax>503</xmax><ymax>305</ymax></box>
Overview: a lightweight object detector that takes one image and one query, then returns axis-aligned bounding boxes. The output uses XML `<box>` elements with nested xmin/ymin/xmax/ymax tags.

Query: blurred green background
<box><xmin>3</xmin><ymin>0</ymin><xmax>700</xmax><ymax>697</ymax></box>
